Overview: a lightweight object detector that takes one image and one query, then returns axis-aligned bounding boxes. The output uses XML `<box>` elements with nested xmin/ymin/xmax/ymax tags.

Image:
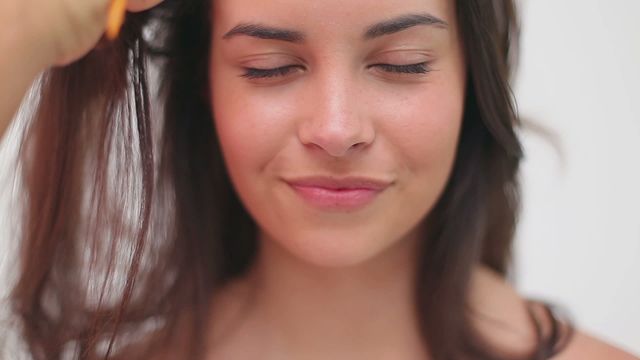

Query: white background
<box><xmin>513</xmin><ymin>0</ymin><xmax>640</xmax><ymax>355</ymax></box>
<box><xmin>1</xmin><ymin>0</ymin><xmax>639</xmax><ymax>356</ymax></box>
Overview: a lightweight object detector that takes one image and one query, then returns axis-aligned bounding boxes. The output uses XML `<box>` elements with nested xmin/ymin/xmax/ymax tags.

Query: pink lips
<box><xmin>285</xmin><ymin>176</ymin><xmax>391</xmax><ymax>211</ymax></box>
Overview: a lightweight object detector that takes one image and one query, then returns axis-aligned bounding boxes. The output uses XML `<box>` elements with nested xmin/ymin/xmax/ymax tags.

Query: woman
<box><xmin>0</xmin><ymin>0</ymin><xmax>636</xmax><ymax>359</ymax></box>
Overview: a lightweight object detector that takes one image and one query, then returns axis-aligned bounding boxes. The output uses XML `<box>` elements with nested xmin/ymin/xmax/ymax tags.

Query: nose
<box><xmin>297</xmin><ymin>70</ymin><xmax>375</xmax><ymax>157</ymax></box>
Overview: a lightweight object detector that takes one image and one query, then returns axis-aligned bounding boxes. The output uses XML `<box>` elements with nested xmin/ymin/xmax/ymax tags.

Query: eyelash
<box><xmin>240</xmin><ymin>62</ymin><xmax>432</xmax><ymax>79</ymax></box>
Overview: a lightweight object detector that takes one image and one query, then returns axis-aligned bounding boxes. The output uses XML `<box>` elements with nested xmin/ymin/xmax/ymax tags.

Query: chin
<box><xmin>260</xmin><ymin>226</ymin><xmax>401</xmax><ymax>269</ymax></box>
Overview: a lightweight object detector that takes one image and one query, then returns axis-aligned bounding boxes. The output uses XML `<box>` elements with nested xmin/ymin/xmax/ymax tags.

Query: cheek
<box><xmin>370</xmin><ymin>74</ymin><xmax>465</xmax><ymax>230</ymax></box>
<box><xmin>211</xmin><ymin>75</ymin><xmax>290</xmax><ymax>180</ymax></box>
<box><xmin>376</xmin><ymin>82</ymin><xmax>465</xmax><ymax>176</ymax></box>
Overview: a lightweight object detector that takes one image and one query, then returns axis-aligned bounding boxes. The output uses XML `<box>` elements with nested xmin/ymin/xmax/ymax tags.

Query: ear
<box><xmin>126</xmin><ymin>0</ymin><xmax>165</xmax><ymax>12</ymax></box>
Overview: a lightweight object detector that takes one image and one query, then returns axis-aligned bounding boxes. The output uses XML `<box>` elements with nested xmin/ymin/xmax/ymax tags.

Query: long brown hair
<box><xmin>6</xmin><ymin>0</ymin><xmax>573</xmax><ymax>358</ymax></box>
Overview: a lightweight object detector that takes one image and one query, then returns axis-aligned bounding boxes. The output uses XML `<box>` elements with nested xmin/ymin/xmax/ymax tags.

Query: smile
<box><xmin>284</xmin><ymin>176</ymin><xmax>391</xmax><ymax>211</ymax></box>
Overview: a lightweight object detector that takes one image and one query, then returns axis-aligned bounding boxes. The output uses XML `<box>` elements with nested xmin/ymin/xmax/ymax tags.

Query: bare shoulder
<box><xmin>469</xmin><ymin>265</ymin><xmax>639</xmax><ymax>360</ymax></box>
<box><xmin>469</xmin><ymin>265</ymin><xmax>540</xmax><ymax>357</ymax></box>
<box><xmin>551</xmin><ymin>331</ymin><xmax>639</xmax><ymax>360</ymax></box>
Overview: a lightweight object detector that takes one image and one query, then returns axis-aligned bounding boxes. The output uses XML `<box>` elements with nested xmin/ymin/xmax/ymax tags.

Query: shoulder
<box><xmin>551</xmin><ymin>331</ymin><xmax>639</xmax><ymax>360</ymax></box>
<box><xmin>469</xmin><ymin>265</ymin><xmax>639</xmax><ymax>360</ymax></box>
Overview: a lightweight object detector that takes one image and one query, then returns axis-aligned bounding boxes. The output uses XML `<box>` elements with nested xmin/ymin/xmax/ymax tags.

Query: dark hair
<box><xmin>7</xmin><ymin>0</ymin><xmax>573</xmax><ymax>359</ymax></box>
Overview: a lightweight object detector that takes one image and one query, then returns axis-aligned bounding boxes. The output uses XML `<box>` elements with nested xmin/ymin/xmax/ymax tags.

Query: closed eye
<box><xmin>369</xmin><ymin>62</ymin><xmax>431</xmax><ymax>74</ymax></box>
<box><xmin>240</xmin><ymin>65</ymin><xmax>302</xmax><ymax>79</ymax></box>
<box><xmin>240</xmin><ymin>62</ymin><xmax>432</xmax><ymax>80</ymax></box>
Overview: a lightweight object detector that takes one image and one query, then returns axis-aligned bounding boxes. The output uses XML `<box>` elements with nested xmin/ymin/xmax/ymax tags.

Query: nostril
<box><xmin>349</xmin><ymin>142</ymin><xmax>366</xmax><ymax>150</ymax></box>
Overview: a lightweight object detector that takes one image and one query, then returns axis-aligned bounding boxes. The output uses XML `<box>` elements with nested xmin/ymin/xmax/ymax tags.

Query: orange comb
<box><xmin>106</xmin><ymin>0</ymin><xmax>127</xmax><ymax>40</ymax></box>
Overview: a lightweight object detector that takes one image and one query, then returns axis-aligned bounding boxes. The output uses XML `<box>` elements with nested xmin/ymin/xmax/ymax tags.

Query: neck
<box><xmin>232</xmin><ymin>226</ymin><xmax>429</xmax><ymax>358</ymax></box>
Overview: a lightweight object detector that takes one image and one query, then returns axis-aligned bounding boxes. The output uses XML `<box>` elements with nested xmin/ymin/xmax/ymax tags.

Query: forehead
<box><xmin>212</xmin><ymin>0</ymin><xmax>457</xmax><ymax>39</ymax></box>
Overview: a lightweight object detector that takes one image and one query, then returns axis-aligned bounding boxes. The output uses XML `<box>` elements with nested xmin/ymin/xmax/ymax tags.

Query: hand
<box><xmin>2</xmin><ymin>0</ymin><xmax>164</xmax><ymax>68</ymax></box>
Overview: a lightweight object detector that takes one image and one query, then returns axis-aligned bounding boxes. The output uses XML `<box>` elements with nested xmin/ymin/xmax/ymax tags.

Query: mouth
<box><xmin>283</xmin><ymin>176</ymin><xmax>392</xmax><ymax>211</ymax></box>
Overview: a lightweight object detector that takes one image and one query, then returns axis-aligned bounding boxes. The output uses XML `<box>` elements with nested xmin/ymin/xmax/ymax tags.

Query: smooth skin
<box><xmin>0</xmin><ymin>0</ymin><xmax>637</xmax><ymax>359</ymax></box>
<box><xmin>206</xmin><ymin>0</ymin><xmax>639</xmax><ymax>359</ymax></box>
<box><xmin>203</xmin><ymin>265</ymin><xmax>639</xmax><ymax>360</ymax></box>
<box><xmin>208</xmin><ymin>0</ymin><xmax>464</xmax><ymax>357</ymax></box>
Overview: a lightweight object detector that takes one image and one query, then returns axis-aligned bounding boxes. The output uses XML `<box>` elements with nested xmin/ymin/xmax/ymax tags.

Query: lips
<box><xmin>285</xmin><ymin>176</ymin><xmax>390</xmax><ymax>190</ymax></box>
<box><xmin>284</xmin><ymin>176</ymin><xmax>391</xmax><ymax>211</ymax></box>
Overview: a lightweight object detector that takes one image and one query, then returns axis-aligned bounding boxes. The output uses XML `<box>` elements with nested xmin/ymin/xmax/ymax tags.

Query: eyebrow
<box><xmin>364</xmin><ymin>13</ymin><xmax>448</xmax><ymax>39</ymax></box>
<box><xmin>222</xmin><ymin>13</ymin><xmax>449</xmax><ymax>43</ymax></box>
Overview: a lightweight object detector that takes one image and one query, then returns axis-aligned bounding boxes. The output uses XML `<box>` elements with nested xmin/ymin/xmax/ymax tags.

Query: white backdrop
<box><xmin>1</xmin><ymin>0</ymin><xmax>639</xmax><ymax>357</ymax></box>
<box><xmin>513</xmin><ymin>0</ymin><xmax>640</xmax><ymax>355</ymax></box>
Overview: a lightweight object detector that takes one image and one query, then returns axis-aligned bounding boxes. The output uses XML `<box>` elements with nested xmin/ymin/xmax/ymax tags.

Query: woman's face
<box><xmin>209</xmin><ymin>0</ymin><xmax>466</xmax><ymax>267</ymax></box>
